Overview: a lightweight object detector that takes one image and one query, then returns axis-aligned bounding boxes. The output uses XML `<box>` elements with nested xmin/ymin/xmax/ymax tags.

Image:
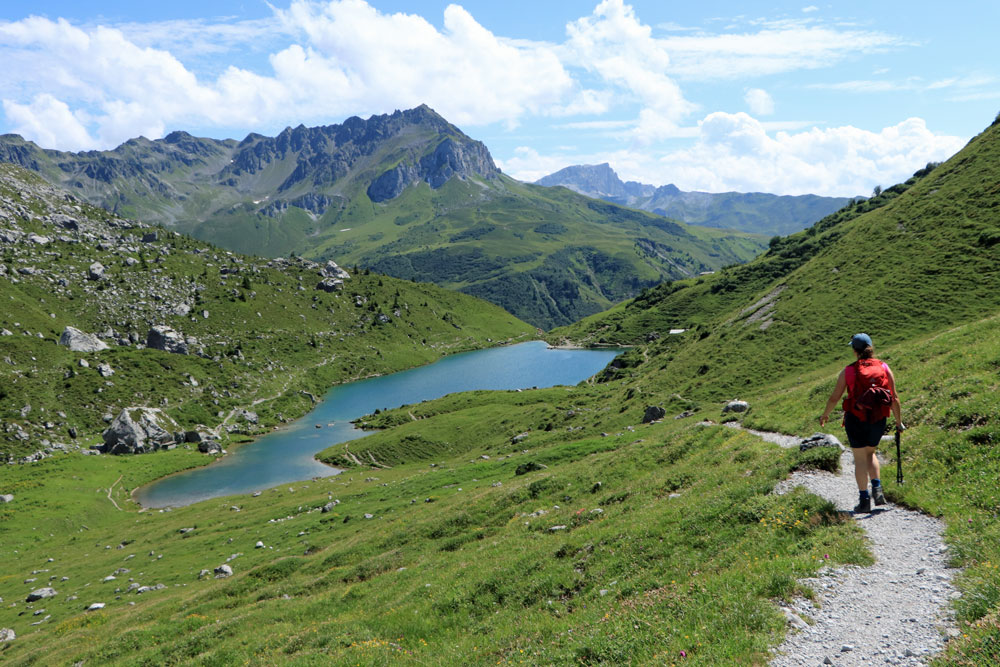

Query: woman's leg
<box><xmin>851</xmin><ymin>447</ymin><xmax>870</xmax><ymax>491</ymax></box>
<box><xmin>865</xmin><ymin>446</ymin><xmax>881</xmax><ymax>484</ymax></box>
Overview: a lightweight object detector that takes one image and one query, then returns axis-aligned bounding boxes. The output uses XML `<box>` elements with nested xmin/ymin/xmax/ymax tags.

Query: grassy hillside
<box><xmin>0</xmin><ymin>163</ymin><xmax>534</xmax><ymax>461</ymax></box>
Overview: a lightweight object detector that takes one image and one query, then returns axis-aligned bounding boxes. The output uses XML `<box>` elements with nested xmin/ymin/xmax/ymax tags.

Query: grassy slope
<box><xmin>195</xmin><ymin>174</ymin><xmax>766</xmax><ymax>330</ymax></box>
<box><xmin>0</xmin><ymin>162</ymin><xmax>535</xmax><ymax>461</ymax></box>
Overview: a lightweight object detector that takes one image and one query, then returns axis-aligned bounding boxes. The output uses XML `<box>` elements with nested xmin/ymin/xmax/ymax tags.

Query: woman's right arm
<box><xmin>819</xmin><ymin>369</ymin><xmax>847</xmax><ymax>426</ymax></box>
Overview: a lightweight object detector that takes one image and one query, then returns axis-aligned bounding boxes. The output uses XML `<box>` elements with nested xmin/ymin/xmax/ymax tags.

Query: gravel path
<box><xmin>721</xmin><ymin>424</ymin><xmax>960</xmax><ymax>666</ymax></box>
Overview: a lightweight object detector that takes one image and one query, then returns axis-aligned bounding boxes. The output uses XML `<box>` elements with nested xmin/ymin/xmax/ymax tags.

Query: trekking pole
<box><xmin>895</xmin><ymin>428</ymin><xmax>903</xmax><ymax>485</ymax></box>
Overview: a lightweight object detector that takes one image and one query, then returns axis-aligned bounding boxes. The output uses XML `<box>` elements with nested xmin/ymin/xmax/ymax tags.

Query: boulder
<box><xmin>642</xmin><ymin>406</ymin><xmax>666</xmax><ymax>423</ymax></box>
<box><xmin>86</xmin><ymin>602</ymin><xmax>105</xmax><ymax>611</ymax></box>
<box><xmin>320</xmin><ymin>260</ymin><xmax>351</xmax><ymax>280</ymax></box>
<box><xmin>214</xmin><ymin>564</ymin><xmax>233</xmax><ymax>579</ymax></box>
<box><xmin>183</xmin><ymin>430</ymin><xmax>203</xmax><ymax>443</ymax></box>
<box><xmin>88</xmin><ymin>262</ymin><xmax>105</xmax><ymax>281</ymax></box>
<box><xmin>146</xmin><ymin>325</ymin><xmax>188</xmax><ymax>354</ymax></box>
<box><xmin>316</xmin><ymin>277</ymin><xmax>344</xmax><ymax>292</ymax></box>
<box><xmin>198</xmin><ymin>441</ymin><xmax>222</xmax><ymax>454</ymax></box>
<box><xmin>0</xmin><ymin>494</ymin><xmax>12</xmax><ymax>503</ymax></box>
<box><xmin>0</xmin><ymin>628</ymin><xmax>14</xmax><ymax>643</ymax></box>
<box><xmin>101</xmin><ymin>407</ymin><xmax>178</xmax><ymax>454</ymax></box>
<box><xmin>26</xmin><ymin>587</ymin><xmax>57</xmax><ymax>602</ymax></box>
<box><xmin>722</xmin><ymin>400</ymin><xmax>750</xmax><ymax>414</ymax></box>
<box><xmin>52</xmin><ymin>213</ymin><xmax>79</xmax><ymax>230</ymax></box>
<box><xmin>58</xmin><ymin>326</ymin><xmax>109</xmax><ymax>352</ymax></box>
<box><xmin>799</xmin><ymin>433</ymin><xmax>843</xmax><ymax>452</ymax></box>
<box><xmin>97</xmin><ymin>363</ymin><xmax>114</xmax><ymax>377</ymax></box>
<box><xmin>141</xmin><ymin>232</ymin><xmax>159</xmax><ymax>243</ymax></box>
<box><xmin>321</xmin><ymin>500</ymin><xmax>340</xmax><ymax>513</ymax></box>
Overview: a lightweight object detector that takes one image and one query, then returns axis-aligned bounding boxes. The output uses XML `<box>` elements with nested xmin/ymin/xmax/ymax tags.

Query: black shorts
<box><xmin>844</xmin><ymin>413</ymin><xmax>886</xmax><ymax>449</ymax></box>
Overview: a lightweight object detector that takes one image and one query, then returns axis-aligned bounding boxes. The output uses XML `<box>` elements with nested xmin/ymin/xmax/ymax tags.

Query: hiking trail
<box><xmin>719</xmin><ymin>423</ymin><xmax>961</xmax><ymax>666</ymax></box>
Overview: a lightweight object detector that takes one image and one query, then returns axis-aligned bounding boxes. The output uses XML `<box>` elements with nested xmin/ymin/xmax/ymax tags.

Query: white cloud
<box><xmin>802</xmin><ymin>6</ymin><xmax>819</xmax><ymax>13</ymax></box>
<box><xmin>506</xmin><ymin>114</ymin><xmax>965</xmax><ymax>197</ymax></box>
<box><xmin>660</xmin><ymin>25</ymin><xmax>904</xmax><ymax>79</ymax></box>
<box><xmin>0</xmin><ymin>2</ymin><xmax>577</xmax><ymax>149</ymax></box>
<box><xmin>563</xmin><ymin>0</ymin><xmax>696</xmax><ymax>123</ymax></box>
<box><xmin>2</xmin><ymin>94</ymin><xmax>95</xmax><ymax>151</ymax></box>
<box><xmin>744</xmin><ymin>88</ymin><xmax>774</xmax><ymax>115</ymax></box>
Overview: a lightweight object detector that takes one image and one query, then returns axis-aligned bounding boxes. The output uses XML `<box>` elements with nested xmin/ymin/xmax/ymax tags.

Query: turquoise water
<box><xmin>136</xmin><ymin>341</ymin><xmax>620</xmax><ymax>507</ymax></box>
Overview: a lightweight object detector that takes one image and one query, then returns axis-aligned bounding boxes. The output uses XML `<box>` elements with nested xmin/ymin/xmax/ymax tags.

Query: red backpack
<box><xmin>843</xmin><ymin>358</ymin><xmax>893</xmax><ymax>422</ymax></box>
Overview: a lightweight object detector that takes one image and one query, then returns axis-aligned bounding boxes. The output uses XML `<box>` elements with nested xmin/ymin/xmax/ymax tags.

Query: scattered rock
<box><xmin>146</xmin><ymin>325</ymin><xmax>188</xmax><ymax>354</ymax></box>
<box><xmin>316</xmin><ymin>277</ymin><xmax>344</xmax><ymax>292</ymax></box>
<box><xmin>26</xmin><ymin>587</ymin><xmax>57</xmax><ymax>602</ymax></box>
<box><xmin>58</xmin><ymin>326</ymin><xmax>109</xmax><ymax>352</ymax></box>
<box><xmin>642</xmin><ymin>405</ymin><xmax>666</xmax><ymax>423</ymax></box>
<box><xmin>198</xmin><ymin>440</ymin><xmax>222</xmax><ymax>454</ymax></box>
<box><xmin>0</xmin><ymin>628</ymin><xmax>14</xmax><ymax>642</ymax></box>
<box><xmin>0</xmin><ymin>494</ymin><xmax>12</xmax><ymax>503</ymax></box>
<box><xmin>86</xmin><ymin>602</ymin><xmax>105</xmax><ymax>611</ymax></box>
<box><xmin>214</xmin><ymin>564</ymin><xmax>233</xmax><ymax>578</ymax></box>
<box><xmin>88</xmin><ymin>262</ymin><xmax>105</xmax><ymax>281</ymax></box>
<box><xmin>97</xmin><ymin>363</ymin><xmax>114</xmax><ymax>377</ymax></box>
<box><xmin>321</xmin><ymin>500</ymin><xmax>340</xmax><ymax>513</ymax></box>
<box><xmin>722</xmin><ymin>400</ymin><xmax>749</xmax><ymax>414</ymax></box>
<box><xmin>255</xmin><ymin>541</ymin><xmax>265</xmax><ymax>549</ymax></box>
<box><xmin>514</xmin><ymin>461</ymin><xmax>547</xmax><ymax>475</ymax></box>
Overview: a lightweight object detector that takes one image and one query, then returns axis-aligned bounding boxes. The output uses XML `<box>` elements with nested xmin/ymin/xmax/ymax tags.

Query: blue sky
<box><xmin>1</xmin><ymin>1</ymin><xmax>996</xmax><ymax>196</ymax></box>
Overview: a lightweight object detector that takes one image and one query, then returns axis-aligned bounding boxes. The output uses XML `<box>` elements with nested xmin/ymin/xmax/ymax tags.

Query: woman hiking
<box><xmin>819</xmin><ymin>333</ymin><xmax>905</xmax><ymax>513</ymax></box>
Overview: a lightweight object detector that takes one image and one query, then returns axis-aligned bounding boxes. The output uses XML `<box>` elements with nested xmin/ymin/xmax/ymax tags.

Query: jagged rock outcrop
<box><xmin>368</xmin><ymin>137</ymin><xmax>497</xmax><ymax>202</ymax></box>
<box><xmin>100</xmin><ymin>407</ymin><xmax>179</xmax><ymax>454</ymax></box>
<box><xmin>58</xmin><ymin>326</ymin><xmax>109</xmax><ymax>352</ymax></box>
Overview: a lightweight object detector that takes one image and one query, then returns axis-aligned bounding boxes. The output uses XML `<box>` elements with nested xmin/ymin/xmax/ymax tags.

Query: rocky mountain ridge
<box><xmin>0</xmin><ymin>107</ymin><xmax>767</xmax><ymax>329</ymax></box>
<box><xmin>536</xmin><ymin>162</ymin><xmax>855</xmax><ymax>236</ymax></box>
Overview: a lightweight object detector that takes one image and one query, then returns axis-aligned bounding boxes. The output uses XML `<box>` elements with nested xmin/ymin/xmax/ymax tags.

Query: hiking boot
<box><xmin>872</xmin><ymin>485</ymin><xmax>886</xmax><ymax>506</ymax></box>
<box><xmin>854</xmin><ymin>497</ymin><xmax>872</xmax><ymax>513</ymax></box>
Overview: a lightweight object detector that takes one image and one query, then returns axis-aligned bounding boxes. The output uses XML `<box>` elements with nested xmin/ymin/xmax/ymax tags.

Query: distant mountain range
<box><xmin>536</xmin><ymin>163</ymin><xmax>855</xmax><ymax>236</ymax></box>
<box><xmin>0</xmin><ymin>106</ymin><xmax>766</xmax><ymax>329</ymax></box>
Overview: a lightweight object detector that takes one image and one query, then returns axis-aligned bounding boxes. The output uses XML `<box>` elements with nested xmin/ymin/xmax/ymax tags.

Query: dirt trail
<box><xmin>717</xmin><ymin>423</ymin><xmax>960</xmax><ymax>666</ymax></box>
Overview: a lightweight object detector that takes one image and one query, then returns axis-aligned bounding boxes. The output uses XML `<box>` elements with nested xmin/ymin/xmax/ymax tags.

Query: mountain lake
<box><xmin>135</xmin><ymin>341</ymin><xmax>621</xmax><ymax>508</ymax></box>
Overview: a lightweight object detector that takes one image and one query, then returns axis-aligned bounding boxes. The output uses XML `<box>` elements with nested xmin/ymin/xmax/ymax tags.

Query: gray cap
<box><xmin>849</xmin><ymin>333</ymin><xmax>873</xmax><ymax>350</ymax></box>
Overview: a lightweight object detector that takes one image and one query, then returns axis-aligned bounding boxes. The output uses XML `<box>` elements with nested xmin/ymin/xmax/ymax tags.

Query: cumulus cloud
<box><xmin>2</xmin><ymin>94</ymin><xmax>95</xmax><ymax>151</ymax></box>
<box><xmin>0</xmin><ymin>2</ymin><xmax>576</xmax><ymax>148</ymax></box>
<box><xmin>507</xmin><ymin>114</ymin><xmax>965</xmax><ymax>197</ymax></box>
<box><xmin>744</xmin><ymin>88</ymin><xmax>774</xmax><ymax>115</ymax></box>
<box><xmin>563</xmin><ymin>0</ymin><xmax>696</xmax><ymax>123</ymax></box>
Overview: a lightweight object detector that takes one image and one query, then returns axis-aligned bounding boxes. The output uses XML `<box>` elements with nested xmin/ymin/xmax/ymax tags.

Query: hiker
<box><xmin>819</xmin><ymin>333</ymin><xmax>905</xmax><ymax>513</ymax></box>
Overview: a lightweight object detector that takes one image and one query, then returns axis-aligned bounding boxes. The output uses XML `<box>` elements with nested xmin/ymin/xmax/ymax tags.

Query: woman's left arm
<box><xmin>886</xmin><ymin>366</ymin><xmax>905</xmax><ymax>430</ymax></box>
